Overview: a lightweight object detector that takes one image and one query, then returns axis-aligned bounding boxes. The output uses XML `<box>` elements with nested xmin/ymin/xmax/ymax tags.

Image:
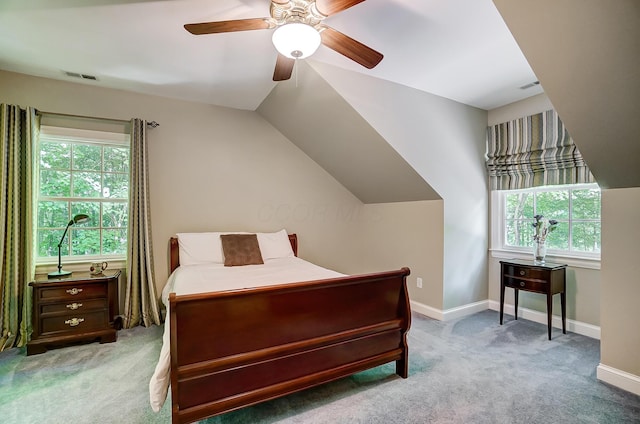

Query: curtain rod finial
<box><xmin>147</xmin><ymin>121</ymin><xmax>159</xmax><ymax>128</ymax></box>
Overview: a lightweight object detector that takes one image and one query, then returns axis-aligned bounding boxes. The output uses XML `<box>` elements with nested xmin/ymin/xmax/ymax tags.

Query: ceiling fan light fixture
<box><xmin>272</xmin><ymin>23</ymin><xmax>321</xmax><ymax>59</ymax></box>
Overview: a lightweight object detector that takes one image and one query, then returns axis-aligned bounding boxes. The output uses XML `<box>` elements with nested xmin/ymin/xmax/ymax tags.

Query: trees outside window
<box><xmin>495</xmin><ymin>184</ymin><xmax>600</xmax><ymax>258</ymax></box>
<box><xmin>37</xmin><ymin>127</ymin><xmax>130</xmax><ymax>262</ymax></box>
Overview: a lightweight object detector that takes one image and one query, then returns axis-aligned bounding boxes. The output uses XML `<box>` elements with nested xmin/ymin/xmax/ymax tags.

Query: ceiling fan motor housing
<box><xmin>270</xmin><ymin>0</ymin><xmax>326</xmax><ymax>27</ymax></box>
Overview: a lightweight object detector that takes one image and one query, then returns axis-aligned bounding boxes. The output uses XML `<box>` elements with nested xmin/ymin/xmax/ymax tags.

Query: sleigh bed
<box><xmin>150</xmin><ymin>231</ymin><xmax>411</xmax><ymax>424</ymax></box>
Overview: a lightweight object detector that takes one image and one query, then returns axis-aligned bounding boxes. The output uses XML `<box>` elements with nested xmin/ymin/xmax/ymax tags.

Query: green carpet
<box><xmin>1</xmin><ymin>310</ymin><xmax>639</xmax><ymax>423</ymax></box>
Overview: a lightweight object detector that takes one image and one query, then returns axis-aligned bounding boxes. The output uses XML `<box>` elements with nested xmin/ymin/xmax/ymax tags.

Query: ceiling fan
<box><xmin>184</xmin><ymin>0</ymin><xmax>383</xmax><ymax>81</ymax></box>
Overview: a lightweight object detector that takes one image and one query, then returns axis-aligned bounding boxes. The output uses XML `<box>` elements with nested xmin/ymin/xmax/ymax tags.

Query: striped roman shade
<box><xmin>486</xmin><ymin>109</ymin><xmax>595</xmax><ymax>190</ymax></box>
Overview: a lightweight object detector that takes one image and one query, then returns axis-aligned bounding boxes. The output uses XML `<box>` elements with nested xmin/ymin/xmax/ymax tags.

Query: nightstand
<box><xmin>27</xmin><ymin>270</ymin><xmax>121</xmax><ymax>355</ymax></box>
<box><xmin>499</xmin><ymin>260</ymin><xmax>567</xmax><ymax>340</ymax></box>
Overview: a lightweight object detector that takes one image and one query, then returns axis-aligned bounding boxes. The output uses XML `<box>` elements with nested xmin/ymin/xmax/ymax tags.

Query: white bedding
<box><xmin>149</xmin><ymin>256</ymin><xmax>344</xmax><ymax>412</ymax></box>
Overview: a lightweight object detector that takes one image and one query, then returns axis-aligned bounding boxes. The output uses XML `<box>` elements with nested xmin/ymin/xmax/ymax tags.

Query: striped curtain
<box><xmin>0</xmin><ymin>104</ymin><xmax>39</xmax><ymax>350</ymax></box>
<box><xmin>486</xmin><ymin>109</ymin><xmax>595</xmax><ymax>190</ymax></box>
<box><xmin>123</xmin><ymin>119</ymin><xmax>161</xmax><ymax>328</ymax></box>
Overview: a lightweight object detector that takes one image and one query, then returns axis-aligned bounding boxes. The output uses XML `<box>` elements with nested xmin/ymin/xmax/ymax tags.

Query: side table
<box><xmin>500</xmin><ymin>259</ymin><xmax>567</xmax><ymax>340</ymax></box>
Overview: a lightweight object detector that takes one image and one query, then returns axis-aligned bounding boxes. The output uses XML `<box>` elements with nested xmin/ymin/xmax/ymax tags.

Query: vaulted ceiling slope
<box><xmin>493</xmin><ymin>0</ymin><xmax>640</xmax><ymax>189</ymax></box>
<box><xmin>0</xmin><ymin>0</ymin><xmax>542</xmax><ymax>111</ymax></box>
<box><xmin>257</xmin><ymin>61</ymin><xmax>440</xmax><ymax>204</ymax></box>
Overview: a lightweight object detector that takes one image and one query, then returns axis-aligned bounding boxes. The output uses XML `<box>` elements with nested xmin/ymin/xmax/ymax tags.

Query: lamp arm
<box><xmin>57</xmin><ymin>220</ymin><xmax>74</xmax><ymax>248</ymax></box>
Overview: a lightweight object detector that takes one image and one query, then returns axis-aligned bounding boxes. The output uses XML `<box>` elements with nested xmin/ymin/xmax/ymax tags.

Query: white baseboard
<box><xmin>410</xmin><ymin>299</ymin><xmax>600</xmax><ymax>340</ymax></box>
<box><xmin>442</xmin><ymin>300</ymin><xmax>490</xmax><ymax>321</ymax></box>
<box><xmin>410</xmin><ymin>300</ymin><xmax>444</xmax><ymax>321</ymax></box>
<box><xmin>597</xmin><ymin>364</ymin><xmax>640</xmax><ymax>396</ymax></box>
<box><xmin>410</xmin><ymin>300</ymin><xmax>489</xmax><ymax>322</ymax></box>
<box><xmin>488</xmin><ymin>300</ymin><xmax>601</xmax><ymax>340</ymax></box>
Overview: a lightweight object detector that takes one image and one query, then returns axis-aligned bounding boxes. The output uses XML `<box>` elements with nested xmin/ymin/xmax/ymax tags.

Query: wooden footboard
<box><xmin>169</xmin><ymin>268</ymin><xmax>411</xmax><ymax>424</ymax></box>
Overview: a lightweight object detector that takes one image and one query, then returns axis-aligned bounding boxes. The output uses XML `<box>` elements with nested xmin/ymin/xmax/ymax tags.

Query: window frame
<box><xmin>36</xmin><ymin>125</ymin><xmax>130</xmax><ymax>266</ymax></box>
<box><xmin>490</xmin><ymin>183</ymin><xmax>601</xmax><ymax>270</ymax></box>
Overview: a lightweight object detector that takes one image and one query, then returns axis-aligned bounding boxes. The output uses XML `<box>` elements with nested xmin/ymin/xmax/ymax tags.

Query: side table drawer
<box><xmin>41</xmin><ymin>298</ymin><xmax>108</xmax><ymax>314</ymax></box>
<box><xmin>41</xmin><ymin>310</ymin><xmax>109</xmax><ymax>335</ymax></box>
<box><xmin>503</xmin><ymin>277</ymin><xmax>547</xmax><ymax>293</ymax></box>
<box><xmin>503</xmin><ymin>264</ymin><xmax>547</xmax><ymax>280</ymax></box>
<box><xmin>38</xmin><ymin>283</ymin><xmax>107</xmax><ymax>301</ymax></box>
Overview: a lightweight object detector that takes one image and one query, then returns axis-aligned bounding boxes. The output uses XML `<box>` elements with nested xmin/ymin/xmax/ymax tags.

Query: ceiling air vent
<box><xmin>64</xmin><ymin>71</ymin><xmax>98</xmax><ymax>81</ymax></box>
<box><xmin>519</xmin><ymin>81</ymin><xmax>540</xmax><ymax>90</ymax></box>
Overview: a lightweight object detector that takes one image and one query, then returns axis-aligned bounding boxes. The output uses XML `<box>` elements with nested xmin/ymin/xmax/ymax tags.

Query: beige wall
<box><xmin>361</xmin><ymin>201</ymin><xmax>445</xmax><ymax>309</ymax></box>
<box><xmin>0</xmin><ymin>70</ymin><xmax>366</xmax><ymax>295</ymax></box>
<box><xmin>313</xmin><ymin>62</ymin><xmax>489</xmax><ymax>312</ymax></box>
<box><xmin>1</xmin><ymin>70</ymin><xmax>445</xmax><ymax>308</ymax></box>
<box><xmin>601</xmin><ymin>188</ymin><xmax>640</xmax><ymax>376</ymax></box>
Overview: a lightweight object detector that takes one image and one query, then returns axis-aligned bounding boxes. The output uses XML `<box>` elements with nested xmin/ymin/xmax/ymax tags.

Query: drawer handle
<box><xmin>519</xmin><ymin>281</ymin><xmax>525</xmax><ymax>287</ymax></box>
<box><xmin>66</xmin><ymin>288</ymin><xmax>83</xmax><ymax>295</ymax></box>
<box><xmin>66</xmin><ymin>302</ymin><xmax>83</xmax><ymax>310</ymax></box>
<box><xmin>519</xmin><ymin>270</ymin><xmax>525</xmax><ymax>276</ymax></box>
<box><xmin>64</xmin><ymin>317</ymin><xmax>85</xmax><ymax>327</ymax></box>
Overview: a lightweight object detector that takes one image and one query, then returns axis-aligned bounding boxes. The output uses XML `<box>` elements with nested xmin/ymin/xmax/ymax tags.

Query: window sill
<box><xmin>35</xmin><ymin>258</ymin><xmax>127</xmax><ymax>277</ymax></box>
<box><xmin>490</xmin><ymin>248</ymin><xmax>600</xmax><ymax>270</ymax></box>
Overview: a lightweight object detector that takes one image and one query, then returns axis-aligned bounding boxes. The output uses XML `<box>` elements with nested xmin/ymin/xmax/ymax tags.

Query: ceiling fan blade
<box><xmin>273</xmin><ymin>54</ymin><xmax>295</xmax><ymax>81</ymax></box>
<box><xmin>315</xmin><ymin>0</ymin><xmax>366</xmax><ymax>16</ymax></box>
<box><xmin>320</xmin><ymin>26</ymin><xmax>383</xmax><ymax>69</ymax></box>
<box><xmin>184</xmin><ymin>18</ymin><xmax>270</xmax><ymax>35</ymax></box>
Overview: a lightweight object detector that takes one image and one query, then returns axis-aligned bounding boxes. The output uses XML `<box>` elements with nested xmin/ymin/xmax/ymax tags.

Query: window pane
<box><xmin>38</xmin><ymin>201</ymin><xmax>69</xmax><ymax>228</ymax></box>
<box><xmin>103</xmin><ymin>173</ymin><xmax>128</xmax><ymax>199</ymax></box>
<box><xmin>505</xmin><ymin>192</ymin><xmax>533</xmax><ymax>219</ymax></box>
<box><xmin>71</xmin><ymin>202</ymin><xmax>100</xmax><ymax>228</ymax></box>
<box><xmin>40</xmin><ymin>170</ymin><xmax>71</xmax><ymax>197</ymax></box>
<box><xmin>38</xmin><ymin>229</ymin><xmax>68</xmax><ymax>257</ymax></box>
<box><xmin>38</xmin><ymin>128</ymin><xmax>130</xmax><ymax>261</ymax></box>
<box><xmin>505</xmin><ymin>219</ymin><xmax>534</xmax><ymax>247</ymax></box>
<box><xmin>104</xmin><ymin>147</ymin><xmax>129</xmax><ymax>173</ymax></box>
<box><xmin>536</xmin><ymin>191</ymin><xmax>569</xmax><ymax>220</ymax></box>
<box><xmin>102</xmin><ymin>202</ymin><xmax>128</xmax><ymax>228</ymax></box>
<box><xmin>572</xmin><ymin>189</ymin><xmax>601</xmax><ymax>219</ymax></box>
<box><xmin>572</xmin><ymin>222</ymin><xmax>601</xmax><ymax>252</ymax></box>
<box><xmin>73</xmin><ymin>171</ymin><xmax>102</xmax><ymax>198</ymax></box>
<box><xmin>73</xmin><ymin>144</ymin><xmax>101</xmax><ymax>171</ymax></box>
<box><xmin>498</xmin><ymin>184</ymin><xmax>601</xmax><ymax>258</ymax></box>
<box><xmin>103</xmin><ymin>229</ymin><xmax>127</xmax><ymax>255</ymax></box>
<box><xmin>40</xmin><ymin>142</ymin><xmax>70</xmax><ymax>170</ymax></box>
<box><xmin>545</xmin><ymin>221</ymin><xmax>569</xmax><ymax>250</ymax></box>
<box><xmin>71</xmin><ymin>228</ymin><xmax>100</xmax><ymax>255</ymax></box>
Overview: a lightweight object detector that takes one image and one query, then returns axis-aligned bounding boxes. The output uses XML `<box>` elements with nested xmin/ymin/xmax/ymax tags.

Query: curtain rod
<box><xmin>37</xmin><ymin>110</ymin><xmax>159</xmax><ymax>128</ymax></box>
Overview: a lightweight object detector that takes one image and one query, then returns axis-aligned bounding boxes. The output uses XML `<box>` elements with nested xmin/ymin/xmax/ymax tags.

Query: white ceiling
<box><xmin>0</xmin><ymin>0</ymin><xmax>542</xmax><ymax>111</ymax></box>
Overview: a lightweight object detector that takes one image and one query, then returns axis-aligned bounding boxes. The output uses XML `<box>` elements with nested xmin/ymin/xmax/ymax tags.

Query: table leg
<box><xmin>514</xmin><ymin>289</ymin><xmax>519</xmax><ymax>320</ymax></box>
<box><xmin>547</xmin><ymin>293</ymin><xmax>553</xmax><ymax>340</ymax></box>
<box><xmin>561</xmin><ymin>291</ymin><xmax>566</xmax><ymax>334</ymax></box>
<box><xmin>500</xmin><ymin>283</ymin><xmax>505</xmax><ymax>325</ymax></box>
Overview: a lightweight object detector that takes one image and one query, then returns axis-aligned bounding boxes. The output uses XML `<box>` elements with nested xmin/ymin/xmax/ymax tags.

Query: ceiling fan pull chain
<box><xmin>295</xmin><ymin>57</ymin><xmax>298</xmax><ymax>87</ymax></box>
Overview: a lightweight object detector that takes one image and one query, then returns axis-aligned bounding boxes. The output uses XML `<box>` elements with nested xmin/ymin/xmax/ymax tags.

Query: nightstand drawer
<box><xmin>503</xmin><ymin>264</ymin><xmax>547</xmax><ymax>280</ymax></box>
<box><xmin>503</xmin><ymin>277</ymin><xmax>547</xmax><ymax>293</ymax></box>
<box><xmin>41</xmin><ymin>310</ymin><xmax>109</xmax><ymax>334</ymax></box>
<box><xmin>38</xmin><ymin>283</ymin><xmax>107</xmax><ymax>301</ymax></box>
<box><xmin>41</xmin><ymin>298</ymin><xmax>108</xmax><ymax>314</ymax></box>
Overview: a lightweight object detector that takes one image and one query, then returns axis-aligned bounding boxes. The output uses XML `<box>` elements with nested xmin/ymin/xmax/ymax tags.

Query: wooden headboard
<box><xmin>169</xmin><ymin>233</ymin><xmax>298</xmax><ymax>274</ymax></box>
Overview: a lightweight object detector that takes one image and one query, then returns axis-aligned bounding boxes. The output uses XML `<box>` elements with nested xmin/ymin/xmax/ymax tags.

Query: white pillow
<box><xmin>176</xmin><ymin>232</ymin><xmax>224</xmax><ymax>265</ymax></box>
<box><xmin>257</xmin><ymin>229</ymin><xmax>294</xmax><ymax>259</ymax></box>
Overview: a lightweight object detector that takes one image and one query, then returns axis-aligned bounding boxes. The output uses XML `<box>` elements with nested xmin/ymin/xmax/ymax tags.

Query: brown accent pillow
<box><xmin>220</xmin><ymin>234</ymin><xmax>264</xmax><ymax>267</ymax></box>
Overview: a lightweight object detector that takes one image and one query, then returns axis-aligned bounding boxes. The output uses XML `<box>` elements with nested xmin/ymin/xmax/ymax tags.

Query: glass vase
<box><xmin>533</xmin><ymin>240</ymin><xmax>547</xmax><ymax>264</ymax></box>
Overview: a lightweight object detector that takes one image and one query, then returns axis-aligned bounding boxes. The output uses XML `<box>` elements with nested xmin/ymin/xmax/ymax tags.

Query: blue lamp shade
<box><xmin>48</xmin><ymin>214</ymin><xmax>90</xmax><ymax>279</ymax></box>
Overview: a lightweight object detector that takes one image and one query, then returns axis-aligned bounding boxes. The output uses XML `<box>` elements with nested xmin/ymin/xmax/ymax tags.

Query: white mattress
<box><xmin>149</xmin><ymin>257</ymin><xmax>344</xmax><ymax>412</ymax></box>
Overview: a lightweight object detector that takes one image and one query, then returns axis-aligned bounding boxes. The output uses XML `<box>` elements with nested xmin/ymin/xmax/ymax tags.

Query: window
<box><xmin>492</xmin><ymin>184</ymin><xmax>601</xmax><ymax>262</ymax></box>
<box><xmin>37</xmin><ymin>126</ymin><xmax>130</xmax><ymax>263</ymax></box>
